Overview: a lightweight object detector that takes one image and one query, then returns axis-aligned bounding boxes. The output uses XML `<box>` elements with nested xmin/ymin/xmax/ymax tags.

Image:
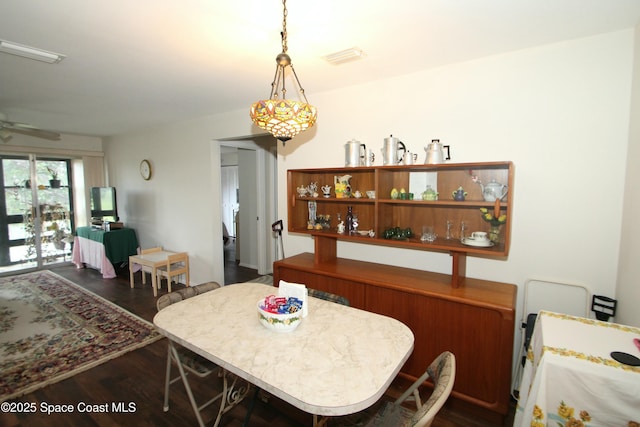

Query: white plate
<box><xmin>462</xmin><ymin>238</ymin><xmax>494</xmax><ymax>247</ymax></box>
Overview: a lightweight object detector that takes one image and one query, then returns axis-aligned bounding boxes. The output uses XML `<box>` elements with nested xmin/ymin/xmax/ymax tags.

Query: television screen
<box><xmin>90</xmin><ymin>187</ymin><xmax>118</xmax><ymax>222</ymax></box>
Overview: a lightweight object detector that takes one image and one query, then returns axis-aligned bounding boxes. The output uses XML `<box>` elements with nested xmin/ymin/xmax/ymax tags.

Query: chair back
<box><xmin>167</xmin><ymin>252</ymin><xmax>188</xmax><ymax>276</ymax></box>
<box><xmin>411</xmin><ymin>351</ymin><xmax>456</xmax><ymax>427</ymax></box>
<box><xmin>308</xmin><ymin>288</ymin><xmax>350</xmax><ymax>306</ymax></box>
<box><xmin>157</xmin><ymin>282</ymin><xmax>220</xmax><ymax>311</ymax></box>
<box><xmin>141</xmin><ymin>246</ymin><xmax>162</xmax><ymax>254</ymax></box>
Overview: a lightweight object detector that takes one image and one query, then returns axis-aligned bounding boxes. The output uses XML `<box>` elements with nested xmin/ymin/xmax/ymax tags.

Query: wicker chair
<box><xmin>307</xmin><ymin>287</ymin><xmax>350</xmax><ymax>306</ymax></box>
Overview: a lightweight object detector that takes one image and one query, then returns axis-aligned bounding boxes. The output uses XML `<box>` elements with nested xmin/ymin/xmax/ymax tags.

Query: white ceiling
<box><xmin>1</xmin><ymin>0</ymin><xmax>639</xmax><ymax>138</ymax></box>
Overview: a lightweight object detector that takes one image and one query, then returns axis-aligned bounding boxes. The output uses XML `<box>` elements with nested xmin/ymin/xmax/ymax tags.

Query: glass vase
<box><xmin>489</xmin><ymin>225</ymin><xmax>501</xmax><ymax>243</ymax></box>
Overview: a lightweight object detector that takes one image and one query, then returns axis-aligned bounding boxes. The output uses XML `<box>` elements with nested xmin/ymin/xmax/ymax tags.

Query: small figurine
<box><xmin>337</xmin><ymin>221</ymin><xmax>345</xmax><ymax>234</ymax></box>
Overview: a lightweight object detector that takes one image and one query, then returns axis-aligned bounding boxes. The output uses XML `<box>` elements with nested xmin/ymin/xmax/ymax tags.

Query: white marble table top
<box><xmin>153</xmin><ymin>282</ymin><xmax>414</xmax><ymax>416</ymax></box>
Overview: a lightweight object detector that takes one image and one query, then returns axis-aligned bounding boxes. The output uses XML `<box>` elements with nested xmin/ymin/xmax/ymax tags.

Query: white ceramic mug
<box><xmin>404</xmin><ymin>152</ymin><xmax>418</xmax><ymax>165</ymax></box>
<box><xmin>471</xmin><ymin>231</ymin><xmax>488</xmax><ymax>241</ymax></box>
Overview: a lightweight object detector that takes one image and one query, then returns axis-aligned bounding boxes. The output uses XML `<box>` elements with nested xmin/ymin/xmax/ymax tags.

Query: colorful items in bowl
<box><xmin>257</xmin><ymin>295</ymin><xmax>303</xmax><ymax>332</ymax></box>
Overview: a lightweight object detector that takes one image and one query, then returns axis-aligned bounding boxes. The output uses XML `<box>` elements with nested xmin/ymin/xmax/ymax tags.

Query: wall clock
<box><xmin>140</xmin><ymin>159</ymin><xmax>152</xmax><ymax>180</ymax></box>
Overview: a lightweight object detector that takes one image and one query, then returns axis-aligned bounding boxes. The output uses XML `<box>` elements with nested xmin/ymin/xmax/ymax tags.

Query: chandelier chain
<box><xmin>281</xmin><ymin>0</ymin><xmax>288</xmax><ymax>53</ymax></box>
<box><xmin>249</xmin><ymin>0</ymin><xmax>317</xmax><ymax>145</ymax></box>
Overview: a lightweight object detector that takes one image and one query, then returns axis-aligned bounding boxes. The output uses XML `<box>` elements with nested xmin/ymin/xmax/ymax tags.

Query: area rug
<box><xmin>0</xmin><ymin>270</ymin><xmax>161</xmax><ymax>402</ymax></box>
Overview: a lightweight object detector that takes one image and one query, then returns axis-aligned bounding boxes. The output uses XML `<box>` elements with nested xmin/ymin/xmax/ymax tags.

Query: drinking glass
<box><xmin>421</xmin><ymin>226</ymin><xmax>436</xmax><ymax>243</ymax></box>
<box><xmin>459</xmin><ymin>221</ymin><xmax>467</xmax><ymax>242</ymax></box>
<box><xmin>445</xmin><ymin>220</ymin><xmax>453</xmax><ymax>240</ymax></box>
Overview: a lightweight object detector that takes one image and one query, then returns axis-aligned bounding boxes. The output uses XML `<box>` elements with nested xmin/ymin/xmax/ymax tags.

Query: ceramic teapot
<box><xmin>480</xmin><ymin>179</ymin><xmax>508</xmax><ymax>202</ymax></box>
<box><xmin>452</xmin><ymin>186</ymin><xmax>467</xmax><ymax>201</ymax></box>
<box><xmin>422</xmin><ymin>185</ymin><xmax>438</xmax><ymax>201</ymax></box>
<box><xmin>424</xmin><ymin>139</ymin><xmax>451</xmax><ymax>164</ymax></box>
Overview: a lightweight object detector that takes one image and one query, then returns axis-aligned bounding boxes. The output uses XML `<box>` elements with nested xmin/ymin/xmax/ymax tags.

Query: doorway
<box><xmin>219</xmin><ymin>136</ymin><xmax>277</xmax><ymax>282</ymax></box>
<box><xmin>0</xmin><ymin>155</ymin><xmax>74</xmax><ymax>274</ymax></box>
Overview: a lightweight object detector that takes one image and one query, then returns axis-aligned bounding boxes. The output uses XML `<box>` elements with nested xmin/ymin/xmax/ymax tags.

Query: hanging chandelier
<box><xmin>249</xmin><ymin>0</ymin><xmax>317</xmax><ymax>145</ymax></box>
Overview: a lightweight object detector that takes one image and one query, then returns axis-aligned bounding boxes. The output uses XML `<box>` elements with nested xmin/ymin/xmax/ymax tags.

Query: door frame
<box><xmin>216</xmin><ymin>137</ymin><xmax>276</xmax><ymax>275</ymax></box>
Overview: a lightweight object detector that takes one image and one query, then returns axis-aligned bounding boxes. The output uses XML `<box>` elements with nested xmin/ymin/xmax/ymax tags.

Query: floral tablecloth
<box><xmin>514</xmin><ymin>310</ymin><xmax>640</xmax><ymax>427</ymax></box>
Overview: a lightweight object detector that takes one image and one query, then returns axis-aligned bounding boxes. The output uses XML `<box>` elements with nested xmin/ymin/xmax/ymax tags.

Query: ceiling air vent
<box><xmin>323</xmin><ymin>47</ymin><xmax>365</xmax><ymax>65</ymax></box>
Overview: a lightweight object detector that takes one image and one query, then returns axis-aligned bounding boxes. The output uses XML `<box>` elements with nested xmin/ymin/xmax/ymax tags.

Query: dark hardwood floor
<box><xmin>223</xmin><ymin>238</ymin><xmax>263</xmax><ymax>285</ymax></box>
<box><xmin>0</xmin><ymin>244</ymin><xmax>515</xmax><ymax>426</ymax></box>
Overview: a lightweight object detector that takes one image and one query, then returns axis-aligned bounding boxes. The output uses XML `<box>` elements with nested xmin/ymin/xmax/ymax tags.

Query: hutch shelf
<box><xmin>287</xmin><ymin>161</ymin><xmax>514</xmax><ymax>287</ymax></box>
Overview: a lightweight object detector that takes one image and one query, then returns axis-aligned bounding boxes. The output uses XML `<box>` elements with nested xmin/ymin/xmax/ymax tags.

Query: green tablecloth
<box><xmin>75</xmin><ymin>226</ymin><xmax>139</xmax><ymax>264</ymax></box>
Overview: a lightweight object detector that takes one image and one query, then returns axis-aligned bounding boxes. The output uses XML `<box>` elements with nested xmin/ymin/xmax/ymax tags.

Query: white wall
<box><xmin>104</xmin><ymin>29</ymin><xmax>637</xmax><ymax>335</ymax></box>
<box><xmin>282</xmin><ymin>30</ymin><xmax>633</xmax><ymax>311</ymax></box>
<box><xmin>616</xmin><ymin>26</ymin><xmax>640</xmax><ymax>326</ymax></box>
<box><xmin>104</xmin><ymin>117</ymin><xmax>235</xmax><ymax>287</ymax></box>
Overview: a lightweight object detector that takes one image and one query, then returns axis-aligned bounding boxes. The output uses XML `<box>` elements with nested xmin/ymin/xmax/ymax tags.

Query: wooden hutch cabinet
<box><xmin>274</xmin><ymin>162</ymin><xmax>517</xmax><ymax>422</ymax></box>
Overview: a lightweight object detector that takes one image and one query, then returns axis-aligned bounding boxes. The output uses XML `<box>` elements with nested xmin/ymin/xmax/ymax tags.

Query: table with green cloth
<box><xmin>72</xmin><ymin>226</ymin><xmax>139</xmax><ymax>278</ymax></box>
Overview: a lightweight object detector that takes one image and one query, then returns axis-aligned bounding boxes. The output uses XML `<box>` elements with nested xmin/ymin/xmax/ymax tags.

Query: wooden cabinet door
<box><xmin>365</xmin><ymin>285</ymin><xmax>514</xmax><ymax>415</ymax></box>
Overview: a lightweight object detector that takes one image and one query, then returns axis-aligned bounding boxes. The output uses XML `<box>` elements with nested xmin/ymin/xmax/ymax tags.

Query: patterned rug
<box><xmin>0</xmin><ymin>270</ymin><xmax>161</xmax><ymax>402</ymax></box>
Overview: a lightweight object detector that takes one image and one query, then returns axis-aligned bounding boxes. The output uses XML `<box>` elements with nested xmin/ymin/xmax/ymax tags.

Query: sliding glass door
<box><xmin>0</xmin><ymin>155</ymin><xmax>74</xmax><ymax>273</ymax></box>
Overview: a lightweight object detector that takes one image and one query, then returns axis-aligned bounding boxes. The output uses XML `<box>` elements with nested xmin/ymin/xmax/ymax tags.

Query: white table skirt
<box><xmin>72</xmin><ymin>236</ymin><xmax>117</xmax><ymax>279</ymax></box>
<box><xmin>514</xmin><ymin>310</ymin><xmax>640</xmax><ymax>426</ymax></box>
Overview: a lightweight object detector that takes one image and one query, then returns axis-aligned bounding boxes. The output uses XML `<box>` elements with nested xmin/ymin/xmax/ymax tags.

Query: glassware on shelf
<box><xmin>351</xmin><ymin>213</ymin><xmax>359</xmax><ymax>234</ymax></box>
<box><xmin>420</xmin><ymin>226</ymin><xmax>436</xmax><ymax>243</ymax></box>
<box><xmin>445</xmin><ymin>220</ymin><xmax>453</xmax><ymax>240</ymax></box>
<box><xmin>345</xmin><ymin>206</ymin><xmax>354</xmax><ymax>234</ymax></box>
<box><xmin>459</xmin><ymin>221</ymin><xmax>467</xmax><ymax>243</ymax></box>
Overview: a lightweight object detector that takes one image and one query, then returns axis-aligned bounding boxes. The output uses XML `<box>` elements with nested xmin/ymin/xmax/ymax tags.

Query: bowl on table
<box><xmin>257</xmin><ymin>299</ymin><xmax>303</xmax><ymax>332</ymax></box>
